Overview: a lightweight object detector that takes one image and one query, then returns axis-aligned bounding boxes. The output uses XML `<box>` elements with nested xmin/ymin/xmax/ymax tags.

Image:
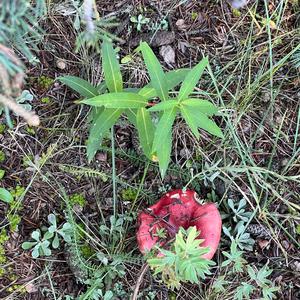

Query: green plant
<box><xmin>0</xmin><ymin>150</ymin><xmax>6</xmax><ymax>163</ymax></box>
<box><xmin>22</xmin><ymin>213</ymin><xmax>72</xmax><ymax>257</ymax></box>
<box><xmin>59</xmin><ymin>40</ymin><xmax>223</xmax><ymax>178</ymax></box>
<box><xmin>0</xmin><ymin>229</ymin><xmax>9</xmax><ymax>277</ymax></box>
<box><xmin>21</xmin><ymin>229</ymin><xmax>52</xmax><ymax>258</ymax></box>
<box><xmin>227</xmin><ymin>198</ymin><xmax>252</xmax><ymax>223</ymax></box>
<box><xmin>44</xmin><ymin>214</ymin><xmax>72</xmax><ymax>248</ymax></box>
<box><xmin>0</xmin><ymin>187</ymin><xmax>12</xmax><ymax>203</ymax></box>
<box><xmin>0</xmin><ymin>169</ymin><xmax>4</xmax><ymax>179</ymax></box>
<box><xmin>147</xmin><ymin>226</ymin><xmax>215</xmax><ymax>289</ymax></box>
<box><xmin>0</xmin><ymin>123</ymin><xmax>6</xmax><ymax>133</ymax></box>
<box><xmin>68</xmin><ymin>193</ymin><xmax>86</xmax><ymax>208</ymax></box>
<box><xmin>221</xmin><ymin>241</ymin><xmax>246</xmax><ymax>273</ymax></box>
<box><xmin>130</xmin><ymin>14</ymin><xmax>150</xmax><ymax>32</ymax></box>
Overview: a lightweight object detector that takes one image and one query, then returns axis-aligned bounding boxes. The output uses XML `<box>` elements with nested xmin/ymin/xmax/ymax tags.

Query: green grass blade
<box><xmin>58</xmin><ymin>76</ymin><xmax>99</xmax><ymax>98</ymax></box>
<box><xmin>87</xmin><ymin>108</ymin><xmax>122</xmax><ymax>161</ymax></box>
<box><xmin>81</xmin><ymin>92</ymin><xmax>147</xmax><ymax>108</ymax></box>
<box><xmin>136</xmin><ymin>108</ymin><xmax>155</xmax><ymax>158</ymax></box>
<box><xmin>139</xmin><ymin>42</ymin><xmax>168</xmax><ymax>101</ymax></box>
<box><xmin>101</xmin><ymin>39</ymin><xmax>123</xmax><ymax>93</ymax></box>
<box><xmin>178</xmin><ymin>57</ymin><xmax>209</xmax><ymax>102</ymax></box>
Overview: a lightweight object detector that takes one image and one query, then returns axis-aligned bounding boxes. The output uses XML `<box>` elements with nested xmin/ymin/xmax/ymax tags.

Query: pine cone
<box><xmin>246</xmin><ymin>224</ymin><xmax>271</xmax><ymax>239</ymax></box>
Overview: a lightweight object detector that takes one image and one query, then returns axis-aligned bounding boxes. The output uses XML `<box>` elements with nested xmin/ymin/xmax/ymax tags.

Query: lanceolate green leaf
<box><xmin>152</xmin><ymin>107</ymin><xmax>177</xmax><ymax>177</ymax></box>
<box><xmin>136</xmin><ymin>108</ymin><xmax>155</xmax><ymax>158</ymax></box>
<box><xmin>126</xmin><ymin>109</ymin><xmax>138</xmax><ymax>127</ymax></box>
<box><xmin>58</xmin><ymin>76</ymin><xmax>99</xmax><ymax>98</ymax></box>
<box><xmin>87</xmin><ymin>108</ymin><xmax>122</xmax><ymax>161</ymax></box>
<box><xmin>148</xmin><ymin>100</ymin><xmax>178</xmax><ymax>112</ymax></box>
<box><xmin>178</xmin><ymin>57</ymin><xmax>209</xmax><ymax>102</ymax></box>
<box><xmin>139</xmin><ymin>42</ymin><xmax>168</xmax><ymax>101</ymax></box>
<box><xmin>156</xmin><ymin>129</ymin><xmax>172</xmax><ymax>178</ymax></box>
<box><xmin>181</xmin><ymin>98</ymin><xmax>218</xmax><ymax>116</ymax></box>
<box><xmin>80</xmin><ymin>92</ymin><xmax>147</xmax><ymax>108</ymax></box>
<box><xmin>101</xmin><ymin>39</ymin><xmax>123</xmax><ymax>93</ymax></box>
<box><xmin>139</xmin><ymin>69</ymin><xmax>189</xmax><ymax>99</ymax></box>
<box><xmin>182</xmin><ymin>106</ymin><xmax>223</xmax><ymax>138</ymax></box>
<box><xmin>180</xmin><ymin>105</ymin><xmax>200</xmax><ymax>139</ymax></box>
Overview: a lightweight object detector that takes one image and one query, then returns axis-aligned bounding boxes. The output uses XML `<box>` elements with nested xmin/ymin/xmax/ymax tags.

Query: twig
<box><xmin>131</xmin><ymin>263</ymin><xmax>149</xmax><ymax>300</ymax></box>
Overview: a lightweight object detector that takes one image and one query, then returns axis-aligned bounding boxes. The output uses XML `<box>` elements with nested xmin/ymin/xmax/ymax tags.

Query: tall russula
<box><xmin>137</xmin><ymin>189</ymin><xmax>222</xmax><ymax>259</ymax></box>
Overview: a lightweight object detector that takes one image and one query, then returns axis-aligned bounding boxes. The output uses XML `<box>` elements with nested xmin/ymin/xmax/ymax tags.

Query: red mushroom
<box><xmin>137</xmin><ymin>189</ymin><xmax>222</xmax><ymax>259</ymax></box>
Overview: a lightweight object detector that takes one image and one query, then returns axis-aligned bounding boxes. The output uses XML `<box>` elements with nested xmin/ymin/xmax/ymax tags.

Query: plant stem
<box><xmin>111</xmin><ymin>126</ymin><xmax>117</xmax><ymax>220</ymax></box>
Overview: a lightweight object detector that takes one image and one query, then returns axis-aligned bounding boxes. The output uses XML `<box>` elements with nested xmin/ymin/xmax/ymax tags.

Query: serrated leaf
<box><xmin>178</xmin><ymin>57</ymin><xmax>208</xmax><ymax>102</ymax></box>
<box><xmin>148</xmin><ymin>100</ymin><xmax>178</xmax><ymax>112</ymax></box>
<box><xmin>58</xmin><ymin>76</ymin><xmax>98</xmax><ymax>98</ymax></box>
<box><xmin>181</xmin><ymin>98</ymin><xmax>218</xmax><ymax>115</ymax></box>
<box><xmin>101</xmin><ymin>39</ymin><xmax>123</xmax><ymax>93</ymax></box>
<box><xmin>139</xmin><ymin>42</ymin><xmax>168</xmax><ymax>101</ymax></box>
<box><xmin>136</xmin><ymin>108</ymin><xmax>155</xmax><ymax>158</ymax></box>
<box><xmin>87</xmin><ymin>108</ymin><xmax>122</xmax><ymax>161</ymax></box>
<box><xmin>80</xmin><ymin>92</ymin><xmax>147</xmax><ymax>108</ymax></box>
<box><xmin>0</xmin><ymin>187</ymin><xmax>13</xmax><ymax>203</ymax></box>
<box><xmin>139</xmin><ymin>69</ymin><xmax>189</xmax><ymax>99</ymax></box>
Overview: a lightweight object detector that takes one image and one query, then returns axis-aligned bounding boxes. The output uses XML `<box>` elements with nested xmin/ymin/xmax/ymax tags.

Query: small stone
<box><xmin>159</xmin><ymin>45</ymin><xmax>175</xmax><ymax>66</ymax></box>
<box><xmin>176</xmin><ymin>19</ymin><xmax>186</xmax><ymax>31</ymax></box>
<box><xmin>56</xmin><ymin>59</ymin><xmax>66</xmax><ymax>70</ymax></box>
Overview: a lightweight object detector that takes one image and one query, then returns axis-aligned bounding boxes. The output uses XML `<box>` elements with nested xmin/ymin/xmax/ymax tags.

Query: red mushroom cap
<box><xmin>137</xmin><ymin>189</ymin><xmax>222</xmax><ymax>259</ymax></box>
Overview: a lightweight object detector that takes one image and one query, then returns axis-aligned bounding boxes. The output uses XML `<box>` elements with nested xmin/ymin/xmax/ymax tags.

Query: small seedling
<box><xmin>130</xmin><ymin>14</ymin><xmax>150</xmax><ymax>31</ymax></box>
<box><xmin>227</xmin><ymin>198</ymin><xmax>251</xmax><ymax>223</ymax></box>
<box><xmin>221</xmin><ymin>241</ymin><xmax>246</xmax><ymax>273</ymax></box>
<box><xmin>147</xmin><ymin>226</ymin><xmax>215</xmax><ymax>289</ymax></box>
<box><xmin>44</xmin><ymin>213</ymin><xmax>72</xmax><ymax>248</ymax></box>
<box><xmin>22</xmin><ymin>229</ymin><xmax>52</xmax><ymax>258</ymax></box>
<box><xmin>22</xmin><ymin>213</ymin><xmax>72</xmax><ymax>257</ymax></box>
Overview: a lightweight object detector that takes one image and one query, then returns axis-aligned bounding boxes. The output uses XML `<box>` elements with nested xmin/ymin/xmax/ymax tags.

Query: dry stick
<box><xmin>0</xmin><ymin>94</ymin><xmax>40</xmax><ymax>126</ymax></box>
<box><xmin>131</xmin><ymin>263</ymin><xmax>149</xmax><ymax>300</ymax></box>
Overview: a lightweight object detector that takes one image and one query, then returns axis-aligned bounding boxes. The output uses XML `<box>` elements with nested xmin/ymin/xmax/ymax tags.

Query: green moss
<box><xmin>11</xmin><ymin>186</ymin><xmax>25</xmax><ymax>199</ymax></box>
<box><xmin>41</xmin><ymin>97</ymin><xmax>51</xmax><ymax>104</ymax></box>
<box><xmin>0</xmin><ymin>229</ymin><xmax>8</xmax><ymax>277</ymax></box>
<box><xmin>296</xmin><ymin>224</ymin><xmax>300</xmax><ymax>235</ymax></box>
<box><xmin>121</xmin><ymin>188</ymin><xmax>138</xmax><ymax>202</ymax></box>
<box><xmin>22</xmin><ymin>155</ymin><xmax>34</xmax><ymax>167</ymax></box>
<box><xmin>37</xmin><ymin>76</ymin><xmax>54</xmax><ymax>90</ymax></box>
<box><xmin>25</xmin><ymin>126</ymin><xmax>35</xmax><ymax>135</ymax></box>
<box><xmin>0</xmin><ymin>150</ymin><xmax>5</xmax><ymax>163</ymax></box>
<box><xmin>69</xmin><ymin>193</ymin><xmax>86</xmax><ymax>207</ymax></box>
<box><xmin>6</xmin><ymin>284</ymin><xmax>26</xmax><ymax>294</ymax></box>
<box><xmin>0</xmin><ymin>124</ymin><xmax>6</xmax><ymax>134</ymax></box>
<box><xmin>8</xmin><ymin>214</ymin><xmax>21</xmax><ymax>232</ymax></box>
<box><xmin>232</xmin><ymin>8</ymin><xmax>241</xmax><ymax>17</ymax></box>
<box><xmin>0</xmin><ymin>169</ymin><xmax>5</xmax><ymax>179</ymax></box>
<box><xmin>80</xmin><ymin>244</ymin><xmax>95</xmax><ymax>259</ymax></box>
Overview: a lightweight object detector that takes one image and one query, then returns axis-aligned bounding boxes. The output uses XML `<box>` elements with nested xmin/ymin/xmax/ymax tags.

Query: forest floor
<box><xmin>0</xmin><ymin>0</ymin><xmax>299</xmax><ymax>299</ymax></box>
